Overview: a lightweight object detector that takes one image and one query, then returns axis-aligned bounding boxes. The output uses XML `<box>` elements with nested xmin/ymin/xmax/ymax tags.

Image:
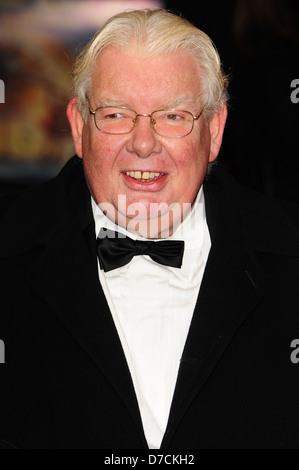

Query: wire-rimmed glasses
<box><xmin>89</xmin><ymin>106</ymin><xmax>204</xmax><ymax>138</ymax></box>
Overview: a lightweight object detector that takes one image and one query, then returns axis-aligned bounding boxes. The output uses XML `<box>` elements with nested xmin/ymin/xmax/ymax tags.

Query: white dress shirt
<box><xmin>92</xmin><ymin>189</ymin><xmax>211</xmax><ymax>449</ymax></box>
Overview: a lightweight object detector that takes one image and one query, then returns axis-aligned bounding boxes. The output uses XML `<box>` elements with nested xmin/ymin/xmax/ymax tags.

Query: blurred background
<box><xmin>0</xmin><ymin>0</ymin><xmax>163</xmax><ymax>193</ymax></box>
<box><xmin>166</xmin><ymin>0</ymin><xmax>299</xmax><ymax>203</ymax></box>
<box><xmin>0</xmin><ymin>0</ymin><xmax>299</xmax><ymax>202</ymax></box>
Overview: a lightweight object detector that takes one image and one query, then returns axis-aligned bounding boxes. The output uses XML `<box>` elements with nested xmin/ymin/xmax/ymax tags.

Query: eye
<box><xmin>160</xmin><ymin>112</ymin><xmax>187</xmax><ymax>123</ymax></box>
<box><xmin>166</xmin><ymin>113</ymin><xmax>183</xmax><ymax>121</ymax></box>
<box><xmin>104</xmin><ymin>113</ymin><xmax>124</xmax><ymax>120</ymax></box>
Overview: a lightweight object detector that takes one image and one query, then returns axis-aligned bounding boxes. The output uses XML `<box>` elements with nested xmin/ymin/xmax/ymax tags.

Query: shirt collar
<box><xmin>92</xmin><ymin>188</ymin><xmax>211</xmax><ymax>281</ymax></box>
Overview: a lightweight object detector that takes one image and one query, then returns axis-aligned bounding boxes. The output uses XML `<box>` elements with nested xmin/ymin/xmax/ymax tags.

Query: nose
<box><xmin>126</xmin><ymin>114</ymin><xmax>162</xmax><ymax>158</ymax></box>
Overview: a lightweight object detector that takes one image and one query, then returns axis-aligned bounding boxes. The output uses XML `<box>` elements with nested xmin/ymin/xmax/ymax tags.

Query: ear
<box><xmin>66</xmin><ymin>97</ymin><xmax>85</xmax><ymax>159</ymax></box>
<box><xmin>209</xmin><ymin>104</ymin><xmax>228</xmax><ymax>163</ymax></box>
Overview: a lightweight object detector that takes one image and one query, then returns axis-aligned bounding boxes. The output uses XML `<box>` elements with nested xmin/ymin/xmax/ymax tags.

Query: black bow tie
<box><xmin>97</xmin><ymin>228</ymin><xmax>185</xmax><ymax>273</ymax></box>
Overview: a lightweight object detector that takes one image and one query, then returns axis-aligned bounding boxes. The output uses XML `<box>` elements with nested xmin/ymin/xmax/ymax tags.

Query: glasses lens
<box><xmin>153</xmin><ymin>110</ymin><xmax>194</xmax><ymax>137</ymax></box>
<box><xmin>94</xmin><ymin>107</ymin><xmax>136</xmax><ymax>134</ymax></box>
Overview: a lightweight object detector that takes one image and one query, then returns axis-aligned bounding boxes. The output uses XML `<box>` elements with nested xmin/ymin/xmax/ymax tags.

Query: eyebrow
<box><xmin>93</xmin><ymin>96</ymin><xmax>196</xmax><ymax>110</ymax></box>
<box><xmin>163</xmin><ymin>96</ymin><xmax>195</xmax><ymax>109</ymax></box>
<box><xmin>94</xmin><ymin>98</ymin><xmax>131</xmax><ymax>108</ymax></box>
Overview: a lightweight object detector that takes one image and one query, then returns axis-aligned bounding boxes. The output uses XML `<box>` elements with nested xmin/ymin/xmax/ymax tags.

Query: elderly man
<box><xmin>0</xmin><ymin>9</ymin><xmax>299</xmax><ymax>450</ymax></box>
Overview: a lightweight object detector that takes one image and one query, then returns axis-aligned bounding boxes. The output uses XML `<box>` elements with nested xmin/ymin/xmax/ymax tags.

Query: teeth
<box><xmin>125</xmin><ymin>171</ymin><xmax>163</xmax><ymax>181</ymax></box>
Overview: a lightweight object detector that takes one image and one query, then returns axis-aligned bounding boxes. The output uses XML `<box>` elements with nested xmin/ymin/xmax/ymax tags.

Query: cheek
<box><xmin>81</xmin><ymin>132</ymin><xmax>129</xmax><ymax>203</ymax></box>
<box><xmin>168</xmin><ymin>134</ymin><xmax>211</xmax><ymax>202</ymax></box>
<box><xmin>172</xmin><ymin>138</ymin><xmax>208</xmax><ymax>174</ymax></box>
<box><xmin>81</xmin><ymin>131</ymin><xmax>109</xmax><ymax>194</ymax></box>
<box><xmin>186</xmin><ymin>127</ymin><xmax>211</xmax><ymax>171</ymax></box>
<box><xmin>82</xmin><ymin>130</ymin><xmax>123</xmax><ymax>172</ymax></box>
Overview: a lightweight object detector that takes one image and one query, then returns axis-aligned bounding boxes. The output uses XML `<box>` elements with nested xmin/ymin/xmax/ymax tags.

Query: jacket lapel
<box><xmin>15</xmin><ymin>160</ymin><xmax>147</xmax><ymax>446</ymax></box>
<box><xmin>162</xmin><ymin>179</ymin><xmax>266</xmax><ymax>447</ymax></box>
<box><xmin>27</xmin><ymin>219</ymin><xmax>147</xmax><ymax>444</ymax></box>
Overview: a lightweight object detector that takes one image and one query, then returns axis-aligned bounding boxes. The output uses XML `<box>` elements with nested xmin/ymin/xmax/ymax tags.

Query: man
<box><xmin>0</xmin><ymin>9</ymin><xmax>299</xmax><ymax>450</ymax></box>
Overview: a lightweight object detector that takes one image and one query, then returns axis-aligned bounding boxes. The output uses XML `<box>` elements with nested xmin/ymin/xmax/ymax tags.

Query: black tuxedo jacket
<box><xmin>1</xmin><ymin>156</ymin><xmax>299</xmax><ymax>449</ymax></box>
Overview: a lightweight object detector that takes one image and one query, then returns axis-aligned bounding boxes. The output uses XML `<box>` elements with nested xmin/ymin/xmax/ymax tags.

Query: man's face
<box><xmin>68</xmin><ymin>47</ymin><xmax>227</xmax><ymax>236</ymax></box>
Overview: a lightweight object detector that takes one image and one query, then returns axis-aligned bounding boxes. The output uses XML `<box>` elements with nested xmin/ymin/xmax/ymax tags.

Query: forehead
<box><xmin>89</xmin><ymin>47</ymin><xmax>203</xmax><ymax>109</ymax></box>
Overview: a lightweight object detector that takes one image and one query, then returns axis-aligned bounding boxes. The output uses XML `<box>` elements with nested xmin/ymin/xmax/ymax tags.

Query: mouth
<box><xmin>123</xmin><ymin>171</ymin><xmax>166</xmax><ymax>184</ymax></box>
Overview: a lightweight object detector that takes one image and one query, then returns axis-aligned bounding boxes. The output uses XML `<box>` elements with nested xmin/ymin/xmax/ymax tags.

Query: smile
<box><xmin>124</xmin><ymin>171</ymin><xmax>166</xmax><ymax>183</ymax></box>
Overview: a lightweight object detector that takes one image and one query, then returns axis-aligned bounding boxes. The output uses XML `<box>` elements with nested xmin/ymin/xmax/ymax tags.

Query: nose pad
<box><xmin>132</xmin><ymin>115</ymin><xmax>152</xmax><ymax>136</ymax></box>
<box><xmin>127</xmin><ymin>114</ymin><xmax>161</xmax><ymax>158</ymax></box>
<box><xmin>133</xmin><ymin>114</ymin><xmax>156</xmax><ymax>131</ymax></box>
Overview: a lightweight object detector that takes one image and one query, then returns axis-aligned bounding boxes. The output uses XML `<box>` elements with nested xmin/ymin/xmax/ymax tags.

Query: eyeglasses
<box><xmin>89</xmin><ymin>106</ymin><xmax>204</xmax><ymax>138</ymax></box>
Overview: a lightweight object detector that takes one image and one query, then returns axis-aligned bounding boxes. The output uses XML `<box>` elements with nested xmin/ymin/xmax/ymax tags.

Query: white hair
<box><xmin>72</xmin><ymin>9</ymin><xmax>229</xmax><ymax>123</ymax></box>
